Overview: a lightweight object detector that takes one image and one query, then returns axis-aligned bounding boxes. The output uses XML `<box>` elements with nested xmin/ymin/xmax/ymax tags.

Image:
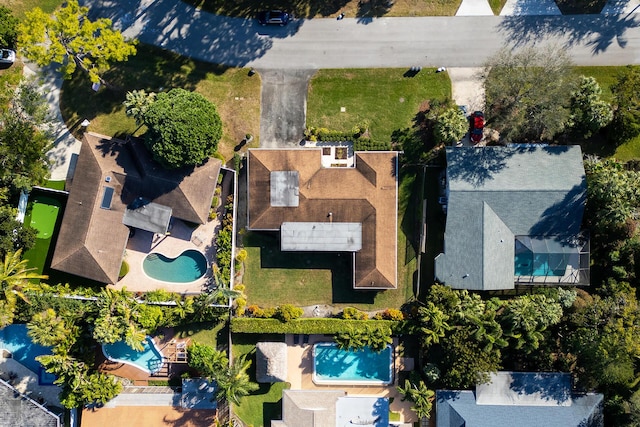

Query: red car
<box><xmin>470</xmin><ymin>111</ymin><xmax>484</xmax><ymax>144</ymax></box>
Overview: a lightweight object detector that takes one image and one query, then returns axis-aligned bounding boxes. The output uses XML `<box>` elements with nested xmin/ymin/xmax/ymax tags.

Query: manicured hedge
<box><xmin>231</xmin><ymin>317</ymin><xmax>402</xmax><ymax>334</ymax></box>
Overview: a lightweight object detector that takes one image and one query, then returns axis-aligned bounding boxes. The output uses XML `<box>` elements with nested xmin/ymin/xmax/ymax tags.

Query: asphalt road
<box><xmin>84</xmin><ymin>0</ymin><xmax>640</xmax><ymax>68</ymax></box>
<box><xmin>82</xmin><ymin>0</ymin><xmax>640</xmax><ymax>145</ymax></box>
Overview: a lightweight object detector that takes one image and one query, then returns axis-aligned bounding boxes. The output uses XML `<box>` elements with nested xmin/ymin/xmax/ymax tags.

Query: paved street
<box><xmin>84</xmin><ymin>0</ymin><xmax>640</xmax><ymax>69</ymax></box>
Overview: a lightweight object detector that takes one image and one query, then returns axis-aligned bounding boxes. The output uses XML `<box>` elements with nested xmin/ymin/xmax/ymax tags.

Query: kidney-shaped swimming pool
<box><xmin>143</xmin><ymin>249</ymin><xmax>207</xmax><ymax>283</ymax></box>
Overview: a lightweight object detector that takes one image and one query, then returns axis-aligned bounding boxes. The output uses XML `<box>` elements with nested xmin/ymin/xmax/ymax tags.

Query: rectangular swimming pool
<box><xmin>313</xmin><ymin>342</ymin><xmax>393</xmax><ymax>386</ymax></box>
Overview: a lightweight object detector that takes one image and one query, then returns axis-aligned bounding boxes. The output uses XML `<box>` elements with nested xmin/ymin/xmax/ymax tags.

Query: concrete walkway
<box><xmin>601</xmin><ymin>0</ymin><xmax>640</xmax><ymax>15</ymax></box>
<box><xmin>500</xmin><ymin>0</ymin><xmax>562</xmax><ymax>15</ymax></box>
<box><xmin>23</xmin><ymin>62</ymin><xmax>82</xmax><ymax>182</ymax></box>
<box><xmin>456</xmin><ymin>0</ymin><xmax>494</xmax><ymax>16</ymax></box>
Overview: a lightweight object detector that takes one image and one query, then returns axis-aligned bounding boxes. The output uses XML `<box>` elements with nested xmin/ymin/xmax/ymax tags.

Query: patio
<box><xmin>97</xmin><ymin>329</ymin><xmax>191</xmax><ymax>385</ymax></box>
<box><xmin>282</xmin><ymin>334</ymin><xmax>417</xmax><ymax>424</ymax></box>
<box><xmin>112</xmin><ymin>216</ymin><xmax>220</xmax><ymax>294</ymax></box>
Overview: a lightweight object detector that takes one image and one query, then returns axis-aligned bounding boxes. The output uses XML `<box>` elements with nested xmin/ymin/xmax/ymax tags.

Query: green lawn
<box><xmin>174</xmin><ymin>321</ymin><xmax>227</xmax><ymax>348</ymax></box>
<box><xmin>23</xmin><ymin>195</ymin><xmax>62</xmax><ymax>276</ymax></box>
<box><xmin>184</xmin><ymin>0</ymin><xmax>462</xmax><ymax>18</ymax></box>
<box><xmin>0</xmin><ymin>0</ymin><xmax>63</xmax><ymax>19</ymax></box>
<box><xmin>43</xmin><ymin>180</ymin><xmax>65</xmax><ymax>191</ymax></box>
<box><xmin>242</xmin><ymin>168</ymin><xmax>418</xmax><ymax>310</ymax></box>
<box><xmin>60</xmin><ymin>43</ymin><xmax>261</xmax><ymax>161</ymax></box>
<box><xmin>572</xmin><ymin>66</ymin><xmax>640</xmax><ymax>161</ymax></box>
<box><xmin>307</xmin><ymin>68</ymin><xmax>451</xmax><ymax>145</ymax></box>
<box><xmin>232</xmin><ymin>333</ymin><xmax>288</xmax><ymax>427</ymax></box>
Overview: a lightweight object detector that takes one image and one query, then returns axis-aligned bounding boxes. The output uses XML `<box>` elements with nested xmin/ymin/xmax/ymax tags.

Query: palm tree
<box><xmin>0</xmin><ymin>250</ymin><xmax>47</xmax><ymax>326</ymax></box>
<box><xmin>217</xmin><ymin>354</ymin><xmax>259</xmax><ymax>406</ymax></box>
<box><xmin>397</xmin><ymin>379</ymin><xmax>435</xmax><ymax>420</ymax></box>
<box><xmin>28</xmin><ymin>308</ymin><xmax>67</xmax><ymax>347</ymax></box>
<box><xmin>417</xmin><ymin>301</ymin><xmax>451</xmax><ymax>347</ymax></box>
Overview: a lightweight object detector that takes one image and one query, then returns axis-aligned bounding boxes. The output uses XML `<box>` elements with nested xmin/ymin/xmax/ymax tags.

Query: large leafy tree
<box><xmin>481</xmin><ymin>46</ymin><xmax>575</xmax><ymax>142</ymax></box>
<box><xmin>0</xmin><ymin>7</ymin><xmax>18</xmax><ymax>49</ymax></box>
<box><xmin>568</xmin><ymin>75</ymin><xmax>613</xmax><ymax>138</ymax></box>
<box><xmin>0</xmin><ymin>204</ymin><xmax>36</xmax><ymax>259</ymax></box>
<box><xmin>584</xmin><ymin>157</ymin><xmax>640</xmax><ymax>235</ymax></box>
<box><xmin>433</xmin><ymin>107</ymin><xmax>467</xmax><ymax>146</ymax></box>
<box><xmin>141</xmin><ymin>88</ymin><xmax>222</xmax><ymax>169</ymax></box>
<box><xmin>611</xmin><ymin>66</ymin><xmax>640</xmax><ymax>143</ymax></box>
<box><xmin>18</xmin><ymin>0</ymin><xmax>136</xmax><ymax>84</ymax></box>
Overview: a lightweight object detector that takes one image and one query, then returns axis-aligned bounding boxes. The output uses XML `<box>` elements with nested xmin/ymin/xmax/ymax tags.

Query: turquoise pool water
<box><xmin>102</xmin><ymin>337</ymin><xmax>164</xmax><ymax>374</ymax></box>
<box><xmin>313</xmin><ymin>343</ymin><xmax>393</xmax><ymax>385</ymax></box>
<box><xmin>515</xmin><ymin>252</ymin><xmax>566</xmax><ymax>276</ymax></box>
<box><xmin>0</xmin><ymin>324</ymin><xmax>52</xmax><ymax>378</ymax></box>
<box><xmin>143</xmin><ymin>249</ymin><xmax>207</xmax><ymax>283</ymax></box>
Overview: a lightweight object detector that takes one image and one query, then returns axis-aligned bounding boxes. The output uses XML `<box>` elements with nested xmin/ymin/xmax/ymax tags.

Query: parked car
<box><xmin>257</xmin><ymin>10</ymin><xmax>290</xmax><ymax>26</ymax></box>
<box><xmin>470</xmin><ymin>111</ymin><xmax>484</xmax><ymax>144</ymax></box>
<box><xmin>0</xmin><ymin>49</ymin><xmax>15</xmax><ymax>65</ymax></box>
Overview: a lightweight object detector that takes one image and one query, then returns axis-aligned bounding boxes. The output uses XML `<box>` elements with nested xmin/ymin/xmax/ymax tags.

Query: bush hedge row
<box><xmin>231</xmin><ymin>317</ymin><xmax>403</xmax><ymax>334</ymax></box>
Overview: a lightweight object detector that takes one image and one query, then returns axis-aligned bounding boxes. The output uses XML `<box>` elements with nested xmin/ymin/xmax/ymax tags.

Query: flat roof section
<box><xmin>270</xmin><ymin>171</ymin><xmax>299</xmax><ymax>207</ymax></box>
<box><xmin>281</xmin><ymin>222</ymin><xmax>362</xmax><ymax>252</ymax></box>
<box><xmin>123</xmin><ymin>201</ymin><xmax>172</xmax><ymax>235</ymax></box>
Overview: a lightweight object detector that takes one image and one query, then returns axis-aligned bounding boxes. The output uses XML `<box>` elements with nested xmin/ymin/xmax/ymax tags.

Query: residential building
<box><xmin>435</xmin><ymin>145</ymin><xmax>589</xmax><ymax>291</ymax></box>
<box><xmin>247</xmin><ymin>148</ymin><xmax>398</xmax><ymax>289</ymax></box>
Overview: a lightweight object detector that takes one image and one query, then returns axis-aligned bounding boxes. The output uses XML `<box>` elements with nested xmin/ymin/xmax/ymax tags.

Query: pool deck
<box><xmin>97</xmin><ymin>330</ymin><xmax>192</xmax><ymax>385</ymax></box>
<box><xmin>0</xmin><ymin>356</ymin><xmax>61</xmax><ymax>408</ymax></box>
<box><xmin>112</xmin><ymin>216</ymin><xmax>220</xmax><ymax>294</ymax></box>
<box><xmin>284</xmin><ymin>334</ymin><xmax>417</xmax><ymax>424</ymax></box>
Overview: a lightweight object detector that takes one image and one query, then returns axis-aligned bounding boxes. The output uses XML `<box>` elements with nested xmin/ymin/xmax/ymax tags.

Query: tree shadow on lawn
<box><xmin>60</xmin><ymin>43</ymin><xmax>230</xmax><ymax>129</ymax></box>
<box><xmin>244</xmin><ymin>231</ymin><xmax>376</xmax><ymax>305</ymax></box>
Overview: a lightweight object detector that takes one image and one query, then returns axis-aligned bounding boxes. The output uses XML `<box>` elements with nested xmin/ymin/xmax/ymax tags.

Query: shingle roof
<box><xmin>435</xmin><ymin>145</ymin><xmax>587</xmax><ymax>290</ymax></box>
<box><xmin>0</xmin><ymin>379</ymin><xmax>60</xmax><ymax>427</ymax></box>
<box><xmin>51</xmin><ymin>133</ymin><xmax>221</xmax><ymax>284</ymax></box>
<box><xmin>436</xmin><ymin>372</ymin><xmax>603</xmax><ymax>427</ymax></box>
<box><xmin>247</xmin><ymin>149</ymin><xmax>398</xmax><ymax>289</ymax></box>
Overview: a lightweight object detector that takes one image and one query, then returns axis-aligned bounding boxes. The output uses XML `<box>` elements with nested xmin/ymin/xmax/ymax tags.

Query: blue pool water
<box><xmin>0</xmin><ymin>324</ymin><xmax>52</xmax><ymax>376</ymax></box>
<box><xmin>514</xmin><ymin>252</ymin><xmax>566</xmax><ymax>276</ymax></box>
<box><xmin>102</xmin><ymin>337</ymin><xmax>164</xmax><ymax>374</ymax></box>
<box><xmin>143</xmin><ymin>249</ymin><xmax>207</xmax><ymax>283</ymax></box>
<box><xmin>313</xmin><ymin>343</ymin><xmax>393</xmax><ymax>385</ymax></box>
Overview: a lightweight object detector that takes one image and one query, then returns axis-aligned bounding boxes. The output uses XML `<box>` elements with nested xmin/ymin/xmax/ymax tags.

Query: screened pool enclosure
<box><xmin>514</xmin><ymin>235</ymin><xmax>589</xmax><ymax>285</ymax></box>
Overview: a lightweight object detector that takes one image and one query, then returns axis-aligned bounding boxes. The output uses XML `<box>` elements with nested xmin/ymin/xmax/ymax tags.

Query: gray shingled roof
<box><xmin>435</xmin><ymin>145</ymin><xmax>587</xmax><ymax>291</ymax></box>
<box><xmin>0</xmin><ymin>379</ymin><xmax>60</xmax><ymax>427</ymax></box>
<box><xmin>436</xmin><ymin>372</ymin><xmax>603</xmax><ymax>427</ymax></box>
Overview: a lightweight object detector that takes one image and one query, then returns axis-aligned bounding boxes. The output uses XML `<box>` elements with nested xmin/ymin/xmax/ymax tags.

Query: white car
<box><xmin>0</xmin><ymin>49</ymin><xmax>15</xmax><ymax>65</ymax></box>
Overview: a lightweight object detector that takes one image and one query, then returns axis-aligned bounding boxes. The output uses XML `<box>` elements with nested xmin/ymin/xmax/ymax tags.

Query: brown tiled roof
<box><xmin>51</xmin><ymin>133</ymin><xmax>221</xmax><ymax>284</ymax></box>
<box><xmin>247</xmin><ymin>149</ymin><xmax>397</xmax><ymax>289</ymax></box>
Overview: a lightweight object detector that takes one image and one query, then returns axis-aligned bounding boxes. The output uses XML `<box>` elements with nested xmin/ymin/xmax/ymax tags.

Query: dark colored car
<box><xmin>470</xmin><ymin>111</ymin><xmax>484</xmax><ymax>144</ymax></box>
<box><xmin>257</xmin><ymin>10</ymin><xmax>290</xmax><ymax>26</ymax></box>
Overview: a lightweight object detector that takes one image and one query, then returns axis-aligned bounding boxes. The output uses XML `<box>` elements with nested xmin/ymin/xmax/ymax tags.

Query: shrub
<box><xmin>137</xmin><ymin>304</ymin><xmax>164</xmax><ymax>332</ymax></box>
<box><xmin>211</xmin><ymin>196</ymin><xmax>219</xmax><ymax>209</ymax></box>
<box><xmin>275</xmin><ymin>304</ymin><xmax>304</xmax><ymax>322</ymax></box>
<box><xmin>374</xmin><ymin>308</ymin><xmax>404</xmax><ymax>321</ymax></box>
<box><xmin>235</xmin><ymin>249</ymin><xmax>247</xmax><ymax>263</ymax></box>
<box><xmin>341</xmin><ymin>307</ymin><xmax>368</xmax><ymax>320</ymax></box>
<box><xmin>231</xmin><ymin>318</ymin><xmax>401</xmax><ymax>335</ymax></box>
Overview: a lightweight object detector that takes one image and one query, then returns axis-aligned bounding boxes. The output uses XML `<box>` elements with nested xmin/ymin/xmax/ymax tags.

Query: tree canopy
<box><xmin>611</xmin><ymin>66</ymin><xmax>640</xmax><ymax>143</ymax></box>
<box><xmin>18</xmin><ymin>0</ymin><xmax>136</xmax><ymax>84</ymax></box>
<box><xmin>0</xmin><ymin>6</ymin><xmax>18</xmax><ymax>49</ymax></box>
<box><xmin>142</xmin><ymin>88</ymin><xmax>223</xmax><ymax>169</ymax></box>
<box><xmin>481</xmin><ymin>46</ymin><xmax>575</xmax><ymax>143</ymax></box>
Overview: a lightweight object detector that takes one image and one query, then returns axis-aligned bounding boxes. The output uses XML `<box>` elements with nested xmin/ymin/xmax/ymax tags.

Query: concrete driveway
<box><xmin>258</xmin><ymin>69</ymin><xmax>317</xmax><ymax>147</ymax></box>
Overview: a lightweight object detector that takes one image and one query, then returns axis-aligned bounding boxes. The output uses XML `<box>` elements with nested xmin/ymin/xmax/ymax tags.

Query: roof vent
<box><xmin>105</xmin><ymin>176</ymin><xmax>112</xmax><ymax>183</ymax></box>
